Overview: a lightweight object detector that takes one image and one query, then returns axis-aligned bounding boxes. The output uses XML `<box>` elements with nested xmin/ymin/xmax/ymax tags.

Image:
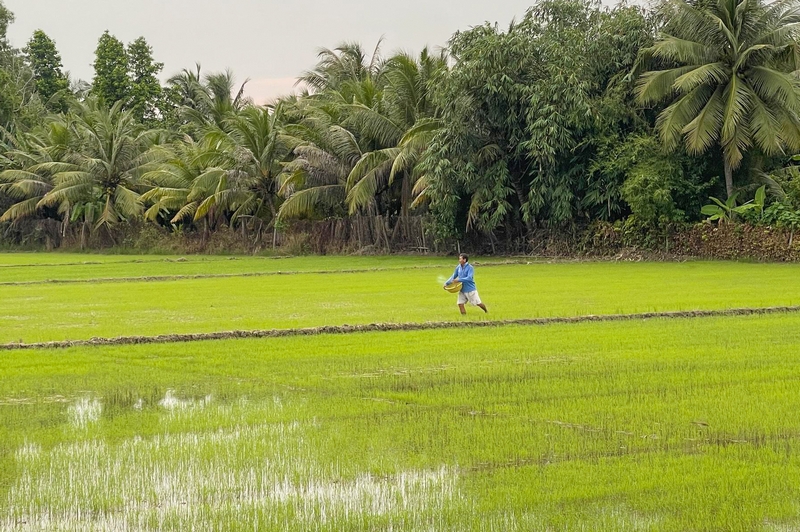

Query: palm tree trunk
<box><xmin>401</xmin><ymin>174</ymin><xmax>411</xmax><ymax>242</ymax></box>
<box><xmin>80</xmin><ymin>221</ymin><xmax>88</xmax><ymax>251</ymax></box>
<box><xmin>724</xmin><ymin>157</ymin><xmax>734</xmax><ymax>199</ymax></box>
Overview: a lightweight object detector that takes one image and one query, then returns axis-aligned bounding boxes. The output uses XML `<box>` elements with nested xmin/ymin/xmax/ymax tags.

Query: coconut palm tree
<box><xmin>0</xmin><ymin>120</ymin><xmax>74</xmax><ymax>223</ymax></box>
<box><xmin>140</xmin><ymin>137</ymin><xmax>213</xmax><ymax>226</ymax></box>
<box><xmin>635</xmin><ymin>0</ymin><xmax>800</xmax><ymax>198</ymax></box>
<box><xmin>280</xmin><ymin>49</ymin><xmax>448</xmax><ymax>236</ymax></box>
<box><xmin>39</xmin><ymin>98</ymin><xmax>162</xmax><ymax>230</ymax></box>
<box><xmin>167</xmin><ymin>66</ymin><xmax>251</xmax><ymax>132</ymax></box>
<box><xmin>144</xmin><ymin>104</ymin><xmax>293</xmax><ymax>242</ymax></box>
<box><xmin>201</xmin><ymin>104</ymin><xmax>294</xmax><ymax>230</ymax></box>
<box><xmin>298</xmin><ymin>40</ymin><xmax>386</xmax><ymax>95</ymax></box>
<box><xmin>277</xmin><ymin>99</ymin><xmax>363</xmax><ymax>220</ymax></box>
<box><xmin>343</xmin><ymin>49</ymin><xmax>447</xmax><ymax>236</ymax></box>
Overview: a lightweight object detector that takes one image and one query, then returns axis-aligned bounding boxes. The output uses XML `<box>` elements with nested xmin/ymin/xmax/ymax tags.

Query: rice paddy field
<box><xmin>2</xmin><ymin>253</ymin><xmax>800</xmax><ymax>531</ymax></box>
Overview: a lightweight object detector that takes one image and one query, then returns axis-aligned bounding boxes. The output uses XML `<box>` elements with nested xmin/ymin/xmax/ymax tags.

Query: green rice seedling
<box><xmin>0</xmin><ymin>253</ymin><xmax>178</xmax><ymax>266</ymax></box>
<box><xmin>0</xmin><ymin>254</ymin><xmax>454</xmax><ymax>283</ymax></box>
<box><xmin>3</xmin><ymin>260</ymin><xmax>800</xmax><ymax>343</ymax></box>
<box><xmin>3</xmin><ymin>313</ymin><xmax>800</xmax><ymax>529</ymax></box>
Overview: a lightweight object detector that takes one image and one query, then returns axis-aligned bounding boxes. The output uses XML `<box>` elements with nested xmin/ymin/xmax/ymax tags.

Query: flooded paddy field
<box><xmin>2</xmin><ymin>254</ymin><xmax>800</xmax><ymax>530</ymax></box>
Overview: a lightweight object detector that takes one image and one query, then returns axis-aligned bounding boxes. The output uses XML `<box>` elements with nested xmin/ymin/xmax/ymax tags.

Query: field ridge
<box><xmin>4</xmin><ymin>305</ymin><xmax>799</xmax><ymax>351</ymax></box>
<box><xmin>0</xmin><ymin>260</ymin><xmax>524</xmax><ymax>285</ymax></box>
<box><xmin>0</xmin><ymin>256</ymin><xmax>295</xmax><ymax>268</ymax></box>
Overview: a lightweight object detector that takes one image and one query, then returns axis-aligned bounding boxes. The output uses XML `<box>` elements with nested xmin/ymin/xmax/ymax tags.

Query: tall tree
<box><xmin>299</xmin><ymin>40</ymin><xmax>385</xmax><ymax>95</ymax></box>
<box><xmin>0</xmin><ymin>120</ymin><xmax>74</xmax><ymax>223</ymax></box>
<box><xmin>144</xmin><ymin>104</ymin><xmax>292</xmax><ymax>238</ymax></box>
<box><xmin>0</xmin><ymin>0</ymin><xmax>12</xmax><ymax>54</ymax></box>
<box><xmin>344</xmin><ymin>49</ymin><xmax>447</xmax><ymax>224</ymax></box>
<box><xmin>422</xmin><ymin>0</ymin><xmax>654</xmax><ymax>242</ymax></box>
<box><xmin>635</xmin><ymin>0</ymin><xmax>800</xmax><ymax>199</ymax></box>
<box><xmin>127</xmin><ymin>36</ymin><xmax>163</xmax><ymax>123</ymax></box>
<box><xmin>24</xmin><ymin>30</ymin><xmax>69</xmax><ymax>112</ymax></box>
<box><xmin>199</xmin><ymin>104</ymin><xmax>292</xmax><ymax>228</ymax></box>
<box><xmin>140</xmin><ymin>137</ymin><xmax>221</xmax><ymax>228</ymax></box>
<box><xmin>166</xmin><ymin>67</ymin><xmax>250</xmax><ymax>132</ymax></box>
<box><xmin>91</xmin><ymin>31</ymin><xmax>130</xmax><ymax>107</ymax></box>
<box><xmin>39</xmin><ymin>98</ymin><xmax>161</xmax><ymax>230</ymax></box>
<box><xmin>278</xmin><ymin>105</ymin><xmax>360</xmax><ymax>220</ymax></box>
<box><xmin>425</xmin><ymin>1</ymin><xmax>592</xmax><ymax>238</ymax></box>
<box><xmin>0</xmin><ymin>2</ymin><xmax>44</xmax><ymax>131</ymax></box>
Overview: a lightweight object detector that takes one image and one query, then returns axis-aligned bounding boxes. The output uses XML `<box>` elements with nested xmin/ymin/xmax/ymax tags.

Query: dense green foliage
<box><xmin>24</xmin><ymin>30</ymin><xmax>68</xmax><ymax>112</ymax></box>
<box><xmin>635</xmin><ymin>0</ymin><xmax>800</xmax><ymax>199</ymax></box>
<box><xmin>2</xmin><ymin>0</ymin><xmax>800</xmax><ymax>252</ymax></box>
<box><xmin>127</xmin><ymin>37</ymin><xmax>164</xmax><ymax>124</ymax></box>
<box><xmin>91</xmin><ymin>31</ymin><xmax>130</xmax><ymax>107</ymax></box>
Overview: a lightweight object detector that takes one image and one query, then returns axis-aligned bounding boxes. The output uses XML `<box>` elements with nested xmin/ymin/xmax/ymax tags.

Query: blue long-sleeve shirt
<box><xmin>446</xmin><ymin>263</ymin><xmax>476</xmax><ymax>293</ymax></box>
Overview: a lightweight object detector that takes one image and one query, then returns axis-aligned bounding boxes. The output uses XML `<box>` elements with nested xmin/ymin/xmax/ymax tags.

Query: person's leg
<box><xmin>457</xmin><ymin>292</ymin><xmax>467</xmax><ymax>314</ymax></box>
<box><xmin>467</xmin><ymin>290</ymin><xmax>486</xmax><ymax>313</ymax></box>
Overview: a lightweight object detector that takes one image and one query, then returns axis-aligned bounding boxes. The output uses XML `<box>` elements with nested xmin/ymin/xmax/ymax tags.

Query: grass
<box><xmin>2</xmin><ymin>259</ymin><xmax>800</xmax><ymax>343</ymax></box>
<box><xmin>3</xmin><ymin>254</ymin><xmax>800</xmax><ymax>530</ymax></box>
<box><xmin>2</xmin><ymin>314</ymin><xmax>800</xmax><ymax>530</ymax></box>
<box><xmin>0</xmin><ymin>253</ymin><xmax>454</xmax><ymax>283</ymax></box>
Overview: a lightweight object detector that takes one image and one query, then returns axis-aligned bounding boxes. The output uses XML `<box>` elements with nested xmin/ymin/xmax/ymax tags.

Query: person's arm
<box><xmin>444</xmin><ymin>266</ymin><xmax>458</xmax><ymax>285</ymax></box>
<box><xmin>458</xmin><ymin>264</ymin><xmax>474</xmax><ymax>284</ymax></box>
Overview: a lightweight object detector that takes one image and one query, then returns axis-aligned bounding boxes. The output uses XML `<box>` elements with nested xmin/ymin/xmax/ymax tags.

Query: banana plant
<box><xmin>701</xmin><ymin>186</ymin><xmax>766</xmax><ymax>223</ymax></box>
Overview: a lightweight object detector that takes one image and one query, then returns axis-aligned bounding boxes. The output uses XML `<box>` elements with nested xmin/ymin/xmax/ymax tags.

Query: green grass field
<box><xmin>2</xmin><ymin>253</ymin><xmax>800</xmax><ymax>530</ymax></box>
<box><xmin>3</xmin><ymin>256</ymin><xmax>800</xmax><ymax>343</ymax></box>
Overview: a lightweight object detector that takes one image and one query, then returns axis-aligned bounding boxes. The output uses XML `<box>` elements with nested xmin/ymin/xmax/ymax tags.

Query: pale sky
<box><xmin>6</xmin><ymin>0</ymin><xmax>551</xmax><ymax>104</ymax></box>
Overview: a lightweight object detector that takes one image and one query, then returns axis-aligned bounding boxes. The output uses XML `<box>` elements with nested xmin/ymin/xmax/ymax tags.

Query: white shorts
<box><xmin>457</xmin><ymin>290</ymin><xmax>482</xmax><ymax>306</ymax></box>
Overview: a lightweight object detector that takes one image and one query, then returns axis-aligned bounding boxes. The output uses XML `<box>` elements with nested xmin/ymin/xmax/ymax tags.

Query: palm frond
<box><xmin>25</xmin><ymin>161</ymin><xmax>79</xmax><ymax>175</ymax></box>
<box><xmin>6</xmin><ymin>179</ymin><xmax>51</xmax><ymax>197</ymax></box>
<box><xmin>189</xmin><ymin>169</ymin><xmax>227</xmax><ymax>198</ymax></box>
<box><xmin>673</xmin><ymin>62</ymin><xmax>729</xmax><ymax>92</ymax></box>
<box><xmin>345</xmin><ymin>158</ymin><xmax>392</xmax><ymax>214</ymax></box>
<box><xmin>682</xmin><ymin>86</ymin><xmax>724</xmax><ymax>154</ymax></box>
<box><xmin>721</xmin><ymin>75</ymin><xmax>753</xmax><ymax>144</ymax></box>
<box><xmin>52</xmin><ymin>171</ymin><xmax>94</xmax><ymax>188</ymax></box>
<box><xmin>347</xmin><ymin>149</ymin><xmax>396</xmax><ymax>189</ymax></box>
<box><xmin>398</xmin><ymin>118</ymin><xmax>443</xmax><ymax>145</ymax></box>
<box><xmin>722</xmin><ymin>122</ymin><xmax>753</xmax><ymax>169</ymax></box>
<box><xmin>171</xmin><ymin>202</ymin><xmax>198</xmax><ymax>224</ymax></box>
<box><xmin>278</xmin><ymin>185</ymin><xmax>345</xmax><ymax>219</ymax></box>
<box><xmin>277</xmin><ymin>167</ymin><xmax>306</xmax><ymax>197</ymax></box>
<box><xmin>648</xmin><ymin>35</ymin><xmax>717</xmax><ymax>64</ymax></box>
<box><xmin>194</xmin><ymin>194</ymin><xmax>218</xmax><ymax>221</ymax></box>
<box><xmin>747</xmin><ymin>85</ymin><xmax>783</xmax><ymax>153</ymax></box>
<box><xmin>389</xmin><ymin>148</ymin><xmax>418</xmax><ymax>184</ymax></box>
<box><xmin>95</xmin><ymin>195</ymin><xmax>120</xmax><ymax>228</ymax></box>
<box><xmin>0</xmin><ymin>197</ymin><xmax>43</xmax><ymax>222</ymax></box>
<box><xmin>748</xmin><ymin>66</ymin><xmax>800</xmax><ymax>109</ymax></box>
<box><xmin>636</xmin><ymin>66</ymin><xmax>700</xmax><ymax>104</ymax></box>
<box><xmin>345</xmin><ymin>104</ymin><xmax>404</xmax><ymax>147</ymax></box>
<box><xmin>657</xmin><ymin>84</ymin><xmax>714</xmax><ymax>150</ymax></box>
<box><xmin>0</xmin><ymin>169</ymin><xmax>47</xmax><ymax>183</ymax></box>
<box><xmin>327</xmin><ymin>126</ymin><xmax>363</xmax><ymax>163</ymax></box>
<box><xmin>113</xmin><ymin>186</ymin><xmax>144</xmax><ymax>218</ymax></box>
<box><xmin>40</xmin><ymin>183</ymin><xmax>93</xmax><ymax>206</ymax></box>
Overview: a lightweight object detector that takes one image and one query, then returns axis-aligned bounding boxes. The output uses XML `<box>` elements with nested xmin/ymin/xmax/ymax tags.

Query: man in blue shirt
<box><xmin>443</xmin><ymin>253</ymin><xmax>488</xmax><ymax>315</ymax></box>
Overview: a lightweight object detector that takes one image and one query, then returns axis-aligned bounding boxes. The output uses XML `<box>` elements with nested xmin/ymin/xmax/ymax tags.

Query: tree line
<box><xmin>2</xmin><ymin>0</ymin><xmax>800</xmax><ymax>252</ymax></box>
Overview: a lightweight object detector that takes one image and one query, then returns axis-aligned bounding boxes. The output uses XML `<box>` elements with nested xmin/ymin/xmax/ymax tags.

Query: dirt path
<box><xmin>0</xmin><ymin>261</ymin><xmax>524</xmax><ymax>286</ymax></box>
<box><xmin>3</xmin><ymin>305</ymin><xmax>798</xmax><ymax>351</ymax></box>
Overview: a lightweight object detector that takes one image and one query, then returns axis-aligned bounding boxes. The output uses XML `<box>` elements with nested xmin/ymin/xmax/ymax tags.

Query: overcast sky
<box><xmin>5</xmin><ymin>0</ymin><xmax>553</xmax><ymax>104</ymax></box>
